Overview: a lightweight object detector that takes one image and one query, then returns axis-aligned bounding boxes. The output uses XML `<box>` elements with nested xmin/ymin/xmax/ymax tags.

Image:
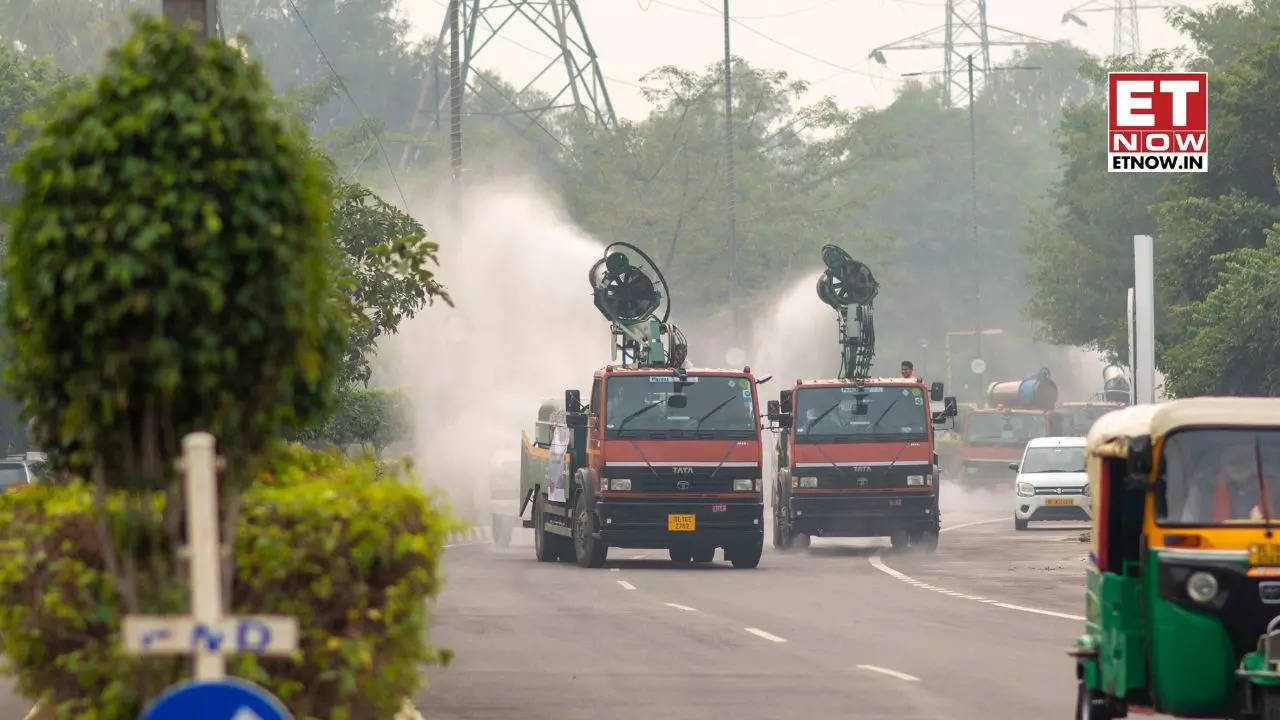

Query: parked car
<box><xmin>0</xmin><ymin>456</ymin><xmax>36</xmax><ymax>493</ymax></box>
<box><xmin>1010</xmin><ymin>436</ymin><xmax>1089</xmax><ymax>530</ymax></box>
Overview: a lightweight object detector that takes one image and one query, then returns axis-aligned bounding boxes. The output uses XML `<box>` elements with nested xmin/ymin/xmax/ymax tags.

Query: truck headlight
<box><xmin>1016</xmin><ymin>481</ymin><xmax>1034</xmax><ymax>497</ymax></box>
<box><xmin>609</xmin><ymin>478</ymin><xmax>632</xmax><ymax>491</ymax></box>
<box><xmin>1186</xmin><ymin>571</ymin><xmax>1219</xmax><ymax>604</ymax></box>
<box><xmin>906</xmin><ymin>474</ymin><xmax>925</xmax><ymax>486</ymax></box>
<box><xmin>797</xmin><ymin>476</ymin><xmax>818</xmax><ymax>488</ymax></box>
<box><xmin>733</xmin><ymin>478</ymin><xmax>755</xmax><ymax>492</ymax></box>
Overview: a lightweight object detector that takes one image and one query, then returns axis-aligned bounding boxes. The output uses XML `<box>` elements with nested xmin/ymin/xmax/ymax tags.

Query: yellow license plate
<box><xmin>668</xmin><ymin>514</ymin><xmax>696</xmax><ymax>532</ymax></box>
<box><xmin>1045</xmin><ymin>497</ymin><xmax>1075</xmax><ymax>506</ymax></box>
<box><xmin>1251</xmin><ymin>544</ymin><xmax>1280</xmax><ymax>566</ymax></box>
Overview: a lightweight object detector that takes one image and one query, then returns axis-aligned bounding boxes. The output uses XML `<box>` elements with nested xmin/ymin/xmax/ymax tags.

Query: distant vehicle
<box><xmin>1056</xmin><ymin>401</ymin><xmax>1125</xmax><ymax>436</ymax></box>
<box><xmin>0</xmin><ymin>457</ymin><xmax>36</xmax><ymax>493</ymax></box>
<box><xmin>488</xmin><ymin>453</ymin><xmax>520</xmax><ymax>547</ymax></box>
<box><xmin>959</xmin><ymin>369</ymin><xmax>1064</xmax><ymax>485</ymax></box>
<box><xmin>1009</xmin><ymin>436</ymin><xmax>1089</xmax><ymax>531</ymax></box>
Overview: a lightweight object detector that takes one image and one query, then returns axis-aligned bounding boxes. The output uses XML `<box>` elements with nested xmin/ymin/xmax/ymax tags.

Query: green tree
<box><xmin>0</xmin><ymin>0</ymin><xmax>148</xmax><ymax>74</ymax></box>
<box><xmin>3</xmin><ymin>13</ymin><xmax>345</xmax><ymax>490</ymax></box>
<box><xmin>1163</xmin><ymin>230</ymin><xmax>1280</xmax><ymax>396</ymax></box>
<box><xmin>330</xmin><ymin>180</ymin><xmax>451</xmax><ymax>387</ymax></box>
<box><xmin>0</xmin><ymin>45</ymin><xmax>64</xmax><ymax>205</ymax></box>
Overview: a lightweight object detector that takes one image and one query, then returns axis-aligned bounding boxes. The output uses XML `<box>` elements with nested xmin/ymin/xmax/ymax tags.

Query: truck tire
<box><xmin>669</xmin><ymin>546</ymin><xmax>693</xmax><ymax>564</ymax></box>
<box><xmin>572</xmin><ymin>492</ymin><xmax>608</xmax><ymax>568</ymax></box>
<box><xmin>910</xmin><ymin>529</ymin><xmax>938</xmax><ymax>552</ymax></box>
<box><xmin>890</xmin><ymin>530</ymin><xmax>909</xmax><ymax>550</ymax></box>
<box><xmin>729</xmin><ymin>538</ymin><xmax>762</xmax><ymax>569</ymax></box>
<box><xmin>793</xmin><ymin>532</ymin><xmax>811</xmax><ymax>550</ymax></box>
<box><xmin>692</xmin><ymin>545</ymin><xmax>715</xmax><ymax>563</ymax></box>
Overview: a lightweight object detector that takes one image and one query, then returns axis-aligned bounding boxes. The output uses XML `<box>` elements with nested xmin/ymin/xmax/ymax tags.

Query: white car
<box><xmin>1011</xmin><ymin>436</ymin><xmax>1090</xmax><ymax>531</ymax></box>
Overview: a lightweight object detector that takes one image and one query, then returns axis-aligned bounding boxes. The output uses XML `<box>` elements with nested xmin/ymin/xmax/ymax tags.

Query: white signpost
<box><xmin>123</xmin><ymin>432</ymin><xmax>297</xmax><ymax>678</ymax></box>
<box><xmin>1133</xmin><ymin>235</ymin><xmax>1156</xmax><ymax>404</ymax></box>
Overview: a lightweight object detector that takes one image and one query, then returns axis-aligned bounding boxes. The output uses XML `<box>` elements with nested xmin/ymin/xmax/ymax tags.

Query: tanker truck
<box><xmin>767</xmin><ymin>245</ymin><xmax>958</xmax><ymax>552</ymax></box>
<box><xmin>517</xmin><ymin>243</ymin><xmax>766</xmax><ymax>569</ymax></box>
<box><xmin>958</xmin><ymin>368</ymin><xmax>1065</xmax><ymax>486</ymax></box>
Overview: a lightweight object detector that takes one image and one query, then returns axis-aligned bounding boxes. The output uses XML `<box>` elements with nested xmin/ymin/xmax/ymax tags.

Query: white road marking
<box><xmin>940</xmin><ymin>518</ymin><xmax>1007</xmax><ymax>533</ymax></box>
<box><xmin>444</xmin><ymin>541</ymin><xmax>491</xmax><ymax>548</ymax></box>
<box><xmin>868</xmin><ymin>552</ymin><xmax>1084</xmax><ymax>622</ymax></box>
<box><xmin>993</xmin><ymin>602</ymin><xmax>1086</xmax><ymax>621</ymax></box>
<box><xmin>857</xmin><ymin>664</ymin><xmax>921</xmax><ymax>682</ymax></box>
<box><xmin>609</xmin><ymin>568</ymin><xmax>620</xmax><ymax>572</ymax></box>
<box><xmin>744</xmin><ymin>627</ymin><xmax>787</xmax><ymax>643</ymax></box>
<box><xmin>617</xmin><ymin>580</ymin><xmax>636</xmax><ymax>590</ymax></box>
<box><xmin>664</xmin><ymin>602</ymin><xmax>698</xmax><ymax>612</ymax></box>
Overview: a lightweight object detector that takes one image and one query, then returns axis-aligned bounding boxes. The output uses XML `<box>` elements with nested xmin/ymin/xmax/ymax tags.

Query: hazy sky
<box><xmin>400</xmin><ymin>0</ymin><xmax>1219</xmax><ymax>120</ymax></box>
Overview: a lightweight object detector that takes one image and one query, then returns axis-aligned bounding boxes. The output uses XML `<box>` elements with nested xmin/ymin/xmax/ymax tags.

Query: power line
<box><xmin>693</xmin><ymin>0</ymin><xmax>882</xmax><ymax>79</ymax></box>
<box><xmin>283</xmin><ymin>0</ymin><xmax>410</xmax><ymax>210</ymax></box>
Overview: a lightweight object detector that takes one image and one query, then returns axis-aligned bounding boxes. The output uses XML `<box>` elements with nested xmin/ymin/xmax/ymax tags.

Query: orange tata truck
<box><xmin>767</xmin><ymin>246</ymin><xmax>957</xmax><ymax>551</ymax></box>
<box><xmin>518</xmin><ymin>243</ymin><xmax>765</xmax><ymax>568</ymax></box>
<box><xmin>958</xmin><ymin>368</ymin><xmax>1063</xmax><ymax>485</ymax></box>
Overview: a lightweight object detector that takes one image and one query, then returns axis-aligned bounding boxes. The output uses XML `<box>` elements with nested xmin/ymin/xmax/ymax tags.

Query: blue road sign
<box><xmin>139</xmin><ymin>679</ymin><xmax>292</xmax><ymax>720</ymax></box>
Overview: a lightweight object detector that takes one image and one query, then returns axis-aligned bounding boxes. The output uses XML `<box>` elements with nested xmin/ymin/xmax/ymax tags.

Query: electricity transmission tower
<box><xmin>868</xmin><ymin>0</ymin><xmax>1046</xmax><ymax>108</ymax></box>
<box><xmin>400</xmin><ymin>0</ymin><xmax>617</xmax><ymax>169</ymax></box>
<box><xmin>1061</xmin><ymin>1</ymin><xmax>1193</xmax><ymax>58</ymax></box>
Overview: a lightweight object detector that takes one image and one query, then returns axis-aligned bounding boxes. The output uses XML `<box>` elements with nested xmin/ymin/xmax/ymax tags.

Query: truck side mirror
<box><xmin>780</xmin><ymin>389</ymin><xmax>793</xmax><ymax>414</ymax></box>
<box><xmin>1008</xmin><ymin>462</ymin><xmax>1019</xmax><ymax>472</ymax></box>
<box><xmin>767</xmin><ymin>400</ymin><xmax>780</xmax><ymax>422</ymax></box>
<box><xmin>565</xmin><ymin>389</ymin><xmax>581</xmax><ymax>413</ymax></box>
<box><xmin>566</xmin><ymin>412</ymin><xmax>587</xmax><ymax>429</ymax></box>
<box><xmin>944</xmin><ymin>397</ymin><xmax>958</xmax><ymax>417</ymax></box>
<box><xmin>930</xmin><ymin>382</ymin><xmax>944</xmax><ymax>402</ymax></box>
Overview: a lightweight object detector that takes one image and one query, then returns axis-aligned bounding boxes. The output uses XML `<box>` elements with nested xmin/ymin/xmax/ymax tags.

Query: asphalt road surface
<box><xmin>415</xmin><ymin>486</ymin><xmax>1152</xmax><ymax>720</ymax></box>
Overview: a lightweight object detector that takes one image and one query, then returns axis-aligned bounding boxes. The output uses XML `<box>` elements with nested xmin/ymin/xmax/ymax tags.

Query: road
<box><xmin>416</xmin><ymin>487</ymin><xmax>1125</xmax><ymax>720</ymax></box>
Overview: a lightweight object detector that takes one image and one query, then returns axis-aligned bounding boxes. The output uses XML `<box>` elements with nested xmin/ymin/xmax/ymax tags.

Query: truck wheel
<box><xmin>911</xmin><ymin>529</ymin><xmax>938</xmax><ymax>552</ymax></box>
<box><xmin>692</xmin><ymin>545</ymin><xmax>715</xmax><ymax>563</ymax></box>
<box><xmin>669</xmin><ymin>546</ymin><xmax>693</xmax><ymax>564</ymax></box>
<box><xmin>534</xmin><ymin>493</ymin><xmax>555</xmax><ymax>562</ymax></box>
<box><xmin>729</xmin><ymin>538</ymin><xmax>762</xmax><ymax>569</ymax></box>
<box><xmin>793</xmin><ymin>532</ymin><xmax>810</xmax><ymax>550</ymax></box>
<box><xmin>773</xmin><ymin>514</ymin><xmax>793</xmax><ymax>551</ymax></box>
<box><xmin>572</xmin><ymin>493</ymin><xmax>608</xmax><ymax>568</ymax></box>
<box><xmin>890</xmin><ymin>530</ymin><xmax>909</xmax><ymax>550</ymax></box>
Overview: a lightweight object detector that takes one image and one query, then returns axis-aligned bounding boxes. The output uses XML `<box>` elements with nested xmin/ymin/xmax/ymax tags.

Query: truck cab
<box><xmin>959</xmin><ymin>407</ymin><xmax>1061</xmax><ymax>485</ymax></box>
<box><xmin>769</xmin><ymin>377</ymin><xmax>956</xmax><ymax>551</ymax></box>
<box><xmin>521</xmin><ymin>366</ymin><xmax>766</xmax><ymax>568</ymax></box>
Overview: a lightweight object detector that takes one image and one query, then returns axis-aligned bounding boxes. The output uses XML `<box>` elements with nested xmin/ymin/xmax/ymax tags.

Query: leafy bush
<box><xmin>2</xmin><ymin>14</ymin><xmax>345</xmax><ymax>488</ymax></box>
<box><xmin>0</xmin><ymin>447</ymin><xmax>453</xmax><ymax>719</ymax></box>
<box><xmin>291</xmin><ymin>387</ymin><xmax>412</xmax><ymax>454</ymax></box>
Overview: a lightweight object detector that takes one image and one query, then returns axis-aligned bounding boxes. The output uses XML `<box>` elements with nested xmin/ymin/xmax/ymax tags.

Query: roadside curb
<box><xmin>446</xmin><ymin>525</ymin><xmax>492</xmax><ymax>546</ymax></box>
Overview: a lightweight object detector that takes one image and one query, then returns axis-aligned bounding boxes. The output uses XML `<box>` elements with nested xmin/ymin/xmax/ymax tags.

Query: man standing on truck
<box><xmin>901</xmin><ymin>361</ymin><xmax>915</xmax><ymax>379</ymax></box>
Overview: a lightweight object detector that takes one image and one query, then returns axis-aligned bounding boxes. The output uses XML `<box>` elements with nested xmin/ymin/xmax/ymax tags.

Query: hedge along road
<box><xmin>418</xmin><ymin>511</ymin><xmax>1104</xmax><ymax>720</ymax></box>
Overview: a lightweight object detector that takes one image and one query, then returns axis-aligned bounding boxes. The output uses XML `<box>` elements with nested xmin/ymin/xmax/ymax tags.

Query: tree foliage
<box><xmin>0</xmin><ymin>45</ymin><xmax>64</xmax><ymax>205</ymax></box>
<box><xmin>2</xmin><ymin>14</ymin><xmax>346</xmax><ymax>487</ymax></box>
<box><xmin>331</xmin><ymin>181</ymin><xmax>450</xmax><ymax>387</ymax></box>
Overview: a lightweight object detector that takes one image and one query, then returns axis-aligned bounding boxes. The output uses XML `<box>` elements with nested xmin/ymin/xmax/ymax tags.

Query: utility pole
<box><xmin>448</xmin><ymin>0</ymin><xmax>462</xmax><ymax>190</ymax></box>
<box><xmin>723</xmin><ymin>0</ymin><xmax>739</xmax><ymax>340</ymax></box>
<box><xmin>869</xmin><ymin>0</ymin><xmax>1045</xmax><ymax>108</ymax></box>
<box><xmin>400</xmin><ymin>1</ymin><xmax>617</xmax><ymax>169</ymax></box>
<box><xmin>967</xmin><ymin>54</ymin><xmax>983</xmax><ymax>402</ymax></box>
<box><xmin>162</xmin><ymin>0</ymin><xmax>219</xmax><ymax>38</ymax></box>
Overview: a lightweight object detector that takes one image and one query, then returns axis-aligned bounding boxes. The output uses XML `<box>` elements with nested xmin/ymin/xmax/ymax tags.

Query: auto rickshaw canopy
<box><xmin>1086</xmin><ymin>397</ymin><xmax>1280</xmax><ymax>461</ymax></box>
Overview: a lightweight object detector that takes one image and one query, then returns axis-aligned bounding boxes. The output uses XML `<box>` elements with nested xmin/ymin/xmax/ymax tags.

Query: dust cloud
<box><xmin>379</xmin><ymin>178</ymin><xmax>606</xmax><ymax>522</ymax></box>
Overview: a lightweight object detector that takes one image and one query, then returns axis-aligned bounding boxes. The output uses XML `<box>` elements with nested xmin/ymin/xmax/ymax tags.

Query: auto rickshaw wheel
<box><xmin>1074</xmin><ymin>683</ymin><xmax>1114</xmax><ymax>720</ymax></box>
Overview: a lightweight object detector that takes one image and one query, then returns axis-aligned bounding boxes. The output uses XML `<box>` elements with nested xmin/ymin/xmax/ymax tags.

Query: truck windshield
<box><xmin>603</xmin><ymin>375</ymin><xmax>756</xmax><ymax>438</ymax></box>
<box><xmin>1020</xmin><ymin>446</ymin><xmax>1085</xmax><ymax>473</ymax></box>
<box><xmin>793</xmin><ymin>385</ymin><xmax>928</xmax><ymax>442</ymax></box>
<box><xmin>1159</xmin><ymin>429</ymin><xmax>1280</xmax><ymax>526</ymax></box>
<box><xmin>965</xmin><ymin>412</ymin><xmax>1046</xmax><ymax>447</ymax></box>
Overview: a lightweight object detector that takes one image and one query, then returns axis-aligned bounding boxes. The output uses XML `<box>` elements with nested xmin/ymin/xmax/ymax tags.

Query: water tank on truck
<box><xmin>985</xmin><ymin>368</ymin><xmax>1058</xmax><ymax>411</ymax></box>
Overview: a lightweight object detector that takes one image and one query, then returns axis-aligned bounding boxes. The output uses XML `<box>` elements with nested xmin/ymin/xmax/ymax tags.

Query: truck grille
<box><xmin>635</xmin><ymin>475</ymin><xmax>735</xmax><ymax>493</ymax></box>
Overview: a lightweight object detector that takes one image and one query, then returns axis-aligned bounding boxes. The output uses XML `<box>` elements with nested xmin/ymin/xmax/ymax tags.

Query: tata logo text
<box><xmin>672</xmin><ymin>466</ymin><xmax>694</xmax><ymax>474</ymax></box>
